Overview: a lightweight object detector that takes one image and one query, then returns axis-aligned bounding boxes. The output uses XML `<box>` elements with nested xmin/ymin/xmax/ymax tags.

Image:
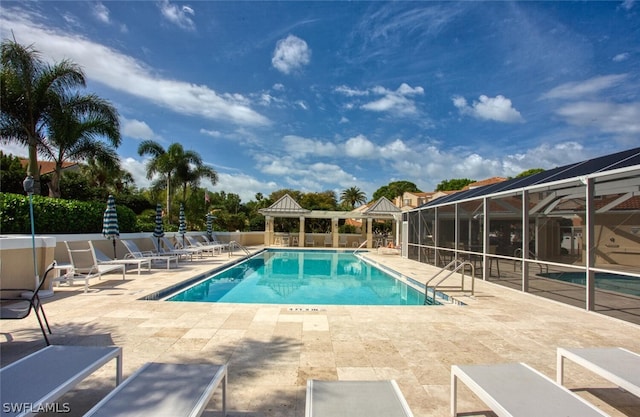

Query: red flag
<box><xmin>205</xmin><ymin>191</ymin><xmax>210</xmax><ymax>203</ymax></box>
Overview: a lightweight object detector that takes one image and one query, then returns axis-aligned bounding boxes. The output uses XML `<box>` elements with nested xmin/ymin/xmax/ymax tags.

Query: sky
<box><xmin>1</xmin><ymin>1</ymin><xmax>639</xmax><ymax>203</ymax></box>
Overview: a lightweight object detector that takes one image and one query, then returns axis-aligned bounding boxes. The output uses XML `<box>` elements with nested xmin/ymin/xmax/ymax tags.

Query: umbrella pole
<box><xmin>112</xmin><ymin>239</ymin><xmax>117</xmax><ymax>259</ymax></box>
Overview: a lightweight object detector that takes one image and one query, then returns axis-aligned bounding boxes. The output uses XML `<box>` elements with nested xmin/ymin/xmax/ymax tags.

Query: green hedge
<box><xmin>0</xmin><ymin>193</ymin><xmax>137</xmax><ymax>234</ymax></box>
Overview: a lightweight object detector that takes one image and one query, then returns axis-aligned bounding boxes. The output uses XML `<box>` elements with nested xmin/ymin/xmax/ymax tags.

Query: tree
<box><xmin>40</xmin><ymin>92</ymin><xmax>121</xmax><ymax>197</ymax></box>
<box><xmin>1</xmin><ymin>39</ymin><xmax>85</xmax><ymax>194</ymax></box>
<box><xmin>82</xmin><ymin>157</ymin><xmax>135</xmax><ymax>194</ymax></box>
<box><xmin>340</xmin><ymin>186</ymin><xmax>367</xmax><ymax>209</ymax></box>
<box><xmin>516</xmin><ymin>168</ymin><xmax>545</xmax><ymax>178</ymax></box>
<box><xmin>138</xmin><ymin>141</ymin><xmax>212</xmax><ymax>222</ymax></box>
<box><xmin>372</xmin><ymin>180</ymin><xmax>420</xmax><ymax>201</ymax></box>
<box><xmin>0</xmin><ymin>151</ymin><xmax>27</xmax><ymax>194</ymax></box>
<box><xmin>175</xmin><ymin>158</ymin><xmax>217</xmax><ymax>204</ymax></box>
<box><xmin>435</xmin><ymin>178</ymin><xmax>475</xmax><ymax>191</ymax></box>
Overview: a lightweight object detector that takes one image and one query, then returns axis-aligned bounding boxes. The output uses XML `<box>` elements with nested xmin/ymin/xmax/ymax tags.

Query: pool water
<box><xmin>167</xmin><ymin>250</ymin><xmax>429</xmax><ymax>305</ymax></box>
<box><xmin>540</xmin><ymin>272</ymin><xmax>640</xmax><ymax>297</ymax></box>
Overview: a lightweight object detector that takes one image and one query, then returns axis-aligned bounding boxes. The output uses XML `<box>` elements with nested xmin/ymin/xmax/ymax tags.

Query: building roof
<box><xmin>19</xmin><ymin>159</ymin><xmax>78</xmax><ymax>175</ymax></box>
<box><xmin>417</xmin><ymin>147</ymin><xmax>640</xmax><ymax>209</ymax></box>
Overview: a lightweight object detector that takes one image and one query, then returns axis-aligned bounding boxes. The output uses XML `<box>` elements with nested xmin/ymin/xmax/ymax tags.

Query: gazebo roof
<box><xmin>259</xmin><ymin>194</ymin><xmax>401</xmax><ymax>219</ymax></box>
<box><xmin>259</xmin><ymin>194</ymin><xmax>311</xmax><ymax>215</ymax></box>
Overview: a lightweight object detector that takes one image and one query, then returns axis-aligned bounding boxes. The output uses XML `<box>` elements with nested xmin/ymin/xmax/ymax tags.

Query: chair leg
<box><xmin>32</xmin><ymin>303</ymin><xmax>51</xmax><ymax>345</ymax></box>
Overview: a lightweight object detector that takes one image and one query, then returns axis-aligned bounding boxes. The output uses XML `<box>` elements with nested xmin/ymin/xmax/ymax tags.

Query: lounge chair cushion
<box><xmin>306</xmin><ymin>380</ymin><xmax>413</xmax><ymax>417</ymax></box>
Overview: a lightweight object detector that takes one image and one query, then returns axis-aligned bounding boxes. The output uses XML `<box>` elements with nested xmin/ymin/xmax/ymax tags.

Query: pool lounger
<box><xmin>305</xmin><ymin>380</ymin><xmax>414</xmax><ymax>417</ymax></box>
<box><xmin>84</xmin><ymin>362</ymin><xmax>227</xmax><ymax>417</ymax></box>
<box><xmin>557</xmin><ymin>347</ymin><xmax>640</xmax><ymax>397</ymax></box>
<box><xmin>451</xmin><ymin>362</ymin><xmax>609</xmax><ymax>417</ymax></box>
<box><xmin>0</xmin><ymin>345</ymin><xmax>122</xmax><ymax>417</ymax></box>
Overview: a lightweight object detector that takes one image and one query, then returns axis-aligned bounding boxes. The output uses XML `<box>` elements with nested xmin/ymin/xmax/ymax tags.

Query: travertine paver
<box><xmin>1</xmin><ymin>248</ymin><xmax>639</xmax><ymax>417</ymax></box>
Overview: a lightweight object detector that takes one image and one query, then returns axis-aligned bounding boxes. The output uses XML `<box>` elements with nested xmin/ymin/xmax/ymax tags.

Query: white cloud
<box><xmin>453</xmin><ymin>94</ymin><xmax>524</xmax><ymax>123</ymax></box>
<box><xmin>0</xmin><ymin>11</ymin><xmax>269</xmax><ymax>127</ymax></box>
<box><xmin>121</xmin><ymin>118</ymin><xmax>156</xmax><ymax>140</ymax></box>
<box><xmin>208</xmin><ymin>172</ymin><xmax>277</xmax><ymax>203</ymax></box>
<box><xmin>92</xmin><ymin>3</ymin><xmax>110</xmax><ymax>24</ymax></box>
<box><xmin>344</xmin><ymin>134</ymin><xmax>378</xmax><ymax>158</ymax></box>
<box><xmin>339</xmin><ymin>116</ymin><xmax>349</xmax><ymax>124</ymax></box>
<box><xmin>334</xmin><ymin>85</ymin><xmax>369</xmax><ymax>97</ymax></box>
<box><xmin>200</xmin><ymin>129</ymin><xmax>222</xmax><ymax>138</ymax></box>
<box><xmin>271</xmin><ymin>35</ymin><xmax>311</xmax><ymax>74</ymax></box>
<box><xmin>283</xmin><ymin>135</ymin><xmax>338</xmax><ymax>158</ymax></box>
<box><xmin>159</xmin><ymin>0</ymin><xmax>195</xmax><ymax>31</ymax></box>
<box><xmin>541</xmin><ymin>74</ymin><xmax>627</xmax><ymax>100</ymax></box>
<box><xmin>612</xmin><ymin>53</ymin><xmax>630</xmax><ymax>62</ymax></box>
<box><xmin>361</xmin><ymin>83</ymin><xmax>424</xmax><ymax>116</ymax></box>
<box><xmin>296</xmin><ymin>100</ymin><xmax>308</xmax><ymax>110</ymax></box>
<box><xmin>556</xmin><ymin>101</ymin><xmax>640</xmax><ymax>135</ymax></box>
<box><xmin>120</xmin><ymin>157</ymin><xmax>152</xmax><ymax>188</ymax></box>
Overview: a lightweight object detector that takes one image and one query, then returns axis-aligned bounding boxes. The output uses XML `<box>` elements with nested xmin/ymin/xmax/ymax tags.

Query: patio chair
<box><xmin>1</xmin><ymin>345</ymin><xmax>122</xmax><ymax>417</ymax></box>
<box><xmin>185</xmin><ymin>235</ymin><xmax>223</xmax><ymax>256</ymax></box>
<box><xmin>451</xmin><ymin>362</ymin><xmax>609</xmax><ymax>416</ymax></box>
<box><xmin>121</xmin><ymin>239</ymin><xmax>179</xmax><ymax>269</ymax></box>
<box><xmin>339</xmin><ymin>235</ymin><xmax>348</xmax><ymax>247</ymax></box>
<box><xmin>64</xmin><ymin>241</ymin><xmax>126</xmax><ymax>293</ymax></box>
<box><xmin>305</xmin><ymin>380</ymin><xmax>414</xmax><ymax>417</ymax></box>
<box><xmin>324</xmin><ymin>234</ymin><xmax>332</xmax><ymax>247</ymax></box>
<box><xmin>0</xmin><ymin>261</ymin><xmax>56</xmax><ymax>345</ymax></box>
<box><xmin>202</xmin><ymin>234</ymin><xmax>230</xmax><ymax>250</ymax></box>
<box><xmin>557</xmin><ymin>347</ymin><xmax>640</xmax><ymax>397</ymax></box>
<box><xmin>153</xmin><ymin>236</ymin><xmax>199</xmax><ymax>260</ymax></box>
<box><xmin>305</xmin><ymin>235</ymin><xmax>315</xmax><ymax>247</ymax></box>
<box><xmin>84</xmin><ymin>362</ymin><xmax>227</xmax><ymax>417</ymax></box>
<box><xmin>89</xmin><ymin>241</ymin><xmax>151</xmax><ymax>275</ymax></box>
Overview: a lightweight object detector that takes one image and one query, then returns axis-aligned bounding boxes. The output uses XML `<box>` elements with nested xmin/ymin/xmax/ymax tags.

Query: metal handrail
<box><xmin>352</xmin><ymin>240</ymin><xmax>368</xmax><ymax>255</ymax></box>
<box><xmin>228</xmin><ymin>241</ymin><xmax>251</xmax><ymax>257</ymax></box>
<box><xmin>424</xmin><ymin>259</ymin><xmax>474</xmax><ymax>304</ymax></box>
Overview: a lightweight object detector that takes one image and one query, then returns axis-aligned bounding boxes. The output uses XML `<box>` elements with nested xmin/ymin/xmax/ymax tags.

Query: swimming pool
<box><xmin>166</xmin><ymin>249</ymin><xmax>431</xmax><ymax>305</ymax></box>
<box><xmin>540</xmin><ymin>271</ymin><xmax>640</xmax><ymax>297</ymax></box>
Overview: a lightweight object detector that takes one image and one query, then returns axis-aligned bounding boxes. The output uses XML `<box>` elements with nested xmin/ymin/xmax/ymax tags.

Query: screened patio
<box><xmin>403</xmin><ymin>147</ymin><xmax>640</xmax><ymax>324</ymax></box>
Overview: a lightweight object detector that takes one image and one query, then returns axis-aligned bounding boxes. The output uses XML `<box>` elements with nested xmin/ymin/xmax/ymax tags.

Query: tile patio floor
<box><xmin>1</xmin><ymin>248</ymin><xmax>639</xmax><ymax>417</ymax></box>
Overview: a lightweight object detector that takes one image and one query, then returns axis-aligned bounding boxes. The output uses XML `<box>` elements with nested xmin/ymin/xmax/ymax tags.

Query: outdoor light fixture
<box><xmin>23</xmin><ymin>175</ymin><xmax>39</xmax><ymax>287</ymax></box>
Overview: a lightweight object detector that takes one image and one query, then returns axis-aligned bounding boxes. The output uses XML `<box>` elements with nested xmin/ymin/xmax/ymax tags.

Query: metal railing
<box><xmin>228</xmin><ymin>241</ymin><xmax>251</xmax><ymax>257</ymax></box>
<box><xmin>424</xmin><ymin>259</ymin><xmax>475</xmax><ymax>305</ymax></box>
<box><xmin>353</xmin><ymin>240</ymin><xmax>368</xmax><ymax>255</ymax></box>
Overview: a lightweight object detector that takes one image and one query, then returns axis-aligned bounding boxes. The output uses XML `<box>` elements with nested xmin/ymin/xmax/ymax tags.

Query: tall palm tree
<box><xmin>138</xmin><ymin>141</ymin><xmax>209</xmax><ymax>222</ymax></box>
<box><xmin>40</xmin><ymin>92</ymin><xmax>121</xmax><ymax>197</ymax></box>
<box><xmin>340</xmin><ymin>186</ymin><xmax>367</xmax><ymax>209</ymax></box>
<box><xmin>82</xmin><ymin>157</ymin><xmax>135</xmax><ymax>194</ymax></box>
<box><xmin>176</xmin><ymin>162</ymin><xmax>217</xmax><ymax>204</ymax></box>
<box><xmin>1</xmin><ymin>40</ymin><xmax>85</xmax><ymax>194</ymax></box>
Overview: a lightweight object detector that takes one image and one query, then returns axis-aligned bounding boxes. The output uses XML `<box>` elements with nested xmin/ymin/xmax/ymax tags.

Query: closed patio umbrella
<box><xmin>102</xmin><ymin>195</ymin><xmax>120</xmax><ymax>258</ymax></box>
<box><xmin>178</xmin><ymin>204</ymin><xmax>187</xmax><ymax>247</ymax></box>
<box><xmin>206</xmin><ymin>213</ymin><xmax>213</xmax><ymax>239</ymax></box>
<box><xmin>153</xmin><ymin>203</ymin><xmax>165</xmax><ymax>251</ymax></box>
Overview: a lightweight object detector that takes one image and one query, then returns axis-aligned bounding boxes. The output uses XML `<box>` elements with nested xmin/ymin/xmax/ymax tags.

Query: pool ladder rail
<box><xmin>228</xmin><ymin>241</ymin><xmax>251</xmax><ymax>257</ymax></box>
<box><xmin>424</xmin><ymin>259</ymin><xmax>475</xmax><ymax>305</ymax></box>
<box><xmin>353</xmin><ymin>240</ymin><xmax>368</xmax><ymax>255</ymax></box>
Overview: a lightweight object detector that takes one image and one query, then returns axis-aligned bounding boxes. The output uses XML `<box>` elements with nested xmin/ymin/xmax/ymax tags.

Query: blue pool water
<box><xmin>167</xmin><ymin>249</ymin><xmax>429</xmax><ymax>305</ymax></box>
<box><xmin>540</xmin><ymin>272</ymin><xmax>640</xmax><ymax>297</ymax></box>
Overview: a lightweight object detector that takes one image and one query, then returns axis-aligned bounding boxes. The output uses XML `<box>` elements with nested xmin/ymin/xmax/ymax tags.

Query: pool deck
<box><xmin>2</xmin><ymin>247</ymin><xmax>639</xmax><ymax>417</ymax></box>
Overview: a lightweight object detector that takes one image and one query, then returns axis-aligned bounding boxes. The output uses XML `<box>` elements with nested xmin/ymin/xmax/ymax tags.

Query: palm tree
<box><xmin>340</xmin><ymin>186</ymin><xmax>367</xmax><ymax>209</ymax></box>
<box><xmin>82</xmin><ymin>157</ymin><xmax>135</xmax><ymax>194</ymax></box>
<box><xmin>1</xmin><ymin>40</ymin><xmax>85</xmax><ymax>194</ymax></box>
<box><xmin>138</xmin><ymin>141</ymin><xmax>211</xmax><ymax>222</ymax></box>
<box><xmin>176</xmin><ymin>162</ymin><xmax>217</xmax><ymax>204</ymax></box>
<box><xmin>40</xmin><ymin>92</ymin><xmax>121</xmax><ymax>197</ymax></box>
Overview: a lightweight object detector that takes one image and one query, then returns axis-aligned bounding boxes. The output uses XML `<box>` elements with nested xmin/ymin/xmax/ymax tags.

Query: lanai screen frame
<box><xmin>404</xmin><ymin>148</ymin><xmax>640</xmax><ymax>318</ymax></box>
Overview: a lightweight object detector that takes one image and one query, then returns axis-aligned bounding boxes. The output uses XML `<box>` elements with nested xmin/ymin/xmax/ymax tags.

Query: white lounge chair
<box><xmin>305</xmin><ymin>235</ymin><xmax>315</xmax><ymax>247</ymax></box>
<box><xmin>84</xmin><ymin>362</ymin><xmax>227</xmax><ymax>417</ymax></box>
<box><xmin>121</xmin><ymin>239</ymin><xmax>179</xmax><ymax>269</ymax></box>
<box><xmin>324</xmin><ymin>234</ymin><xmax>332</xmax><ymax>247</ymax></box>
<box><xmin>185</xmin><ymin>235</ymin><xmax>223</xmax><ymax>256</ymax></box>
<box><xmin>338</xmin><ymin>235</ymin><xmax>348</xmax><ymax>247</ymax></box>
<box><xmin>557</xmin><ymin>347</ymin><xmax>640</xmax><ymax>397</ymax></box>
<box><xmin>0</xmin><ymin>345</ymin><xmax>122</xmax><ymax>417</ymax></box>
<box><xmin>89</xmin><ymin>241</ymin><xmax>151</xmax><ymax>275</ymax></box>
<box><xmin>306</xmin><ymin>380</ymin><xmax>414</xmax><ymax>417</ymax></box>
<box><xmin>154</xmin><ymin>236</ymin><xmax>200</xmax><ymax>260</ymax></box>
<box><xmin>64</xmin><ymin>241</ymin><xmax>126</xmax><ymax>293</ymax></box>
<box><xmin>201</xmin><ymin>234</ymin><xmax>230</xmax><ymax>250</ymax></box>
<box><xmin>451</xmin><ymin>362</ymin><xmax>609</xmax><ymax>417</ymax></box>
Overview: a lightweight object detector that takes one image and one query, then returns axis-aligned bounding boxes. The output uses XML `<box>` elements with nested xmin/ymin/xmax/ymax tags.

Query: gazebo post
<box><xmin>332</xmin><ymin>218</ymin><xmax>339</xmax><ymax>247</ymax></box>
<box><xmin>264</xmin><ymin>216</ymin><xmax>272</xmax><ymax>247</ymax></box>
<box><xmin>299</xmin><ymin>216</ymin><xmax>305</xmax><ymax>248</ymax></box>
<box><xmin>367</xmin><ymin>218</ymin><xmax>373</xmax><ymax>248</ymax></box>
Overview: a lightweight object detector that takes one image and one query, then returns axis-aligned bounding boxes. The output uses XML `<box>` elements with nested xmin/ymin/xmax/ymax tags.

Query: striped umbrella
<box><xmin>178</xmin><ymin>203</ymin><xmax>187</xmax><ymax>246</ymax></box>
<box><xmin>206</xmin><ymin>213</ymin><xmax>213</xmax><ymax>238</ymax></box>
<box><xmin>102</xmin><ymin>195</ymin><xmax>120</xmax><ymax>258</ymax></box>
<box><xmin>153</xmin><ymin>203</ymin><xmax>165</xmax><ymax>250</ymax></box>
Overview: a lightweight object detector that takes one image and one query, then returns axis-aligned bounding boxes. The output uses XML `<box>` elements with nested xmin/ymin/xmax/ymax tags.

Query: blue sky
<box><xmin>2</xmin><ymin>1</ymin><xmax>639</xmax><ymax>203</ymax></box>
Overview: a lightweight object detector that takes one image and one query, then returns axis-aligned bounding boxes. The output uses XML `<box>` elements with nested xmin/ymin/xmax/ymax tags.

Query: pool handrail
<box><xmin>353</xmin><ymin>240</ymin><xmax>368</xmax><ymax>255</ymax></box>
